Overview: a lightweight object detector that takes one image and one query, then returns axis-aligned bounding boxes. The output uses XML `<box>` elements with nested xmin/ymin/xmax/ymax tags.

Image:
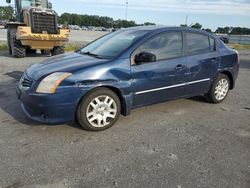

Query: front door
<box><xmin>130</xmin><ymin>31</ymin><xmax>187</xmax><ymax>107</ymax></box>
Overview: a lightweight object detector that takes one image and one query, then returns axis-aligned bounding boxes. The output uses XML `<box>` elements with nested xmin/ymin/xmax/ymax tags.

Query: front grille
<box><xmin>32</xmin><ymin>12</ymin><xmax>57</xmax><ymax>34</ymax></box>
<box><xmin>20</xmin><ymin>74</ymin><xmax>33</xmax><ymax>90</ymax></box>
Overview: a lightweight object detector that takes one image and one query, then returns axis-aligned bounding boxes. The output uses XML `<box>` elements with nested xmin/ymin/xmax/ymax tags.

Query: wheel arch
<box><xmin>104</xmin><ymin>85</ymin><xmax>129</xmax><ymax>116</ymax></box>
<box><xmin>77</xmin><ymin>86</ymin><xmax>129</xmax><ymax>116</ymax></box>
<box><xmin>220</xmin><ymin>71</ymin><xmax>234</xmax><ymax>90</ymax></box>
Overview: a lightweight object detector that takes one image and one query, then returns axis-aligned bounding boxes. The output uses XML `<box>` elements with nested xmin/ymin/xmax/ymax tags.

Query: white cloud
<box><xmin>74</xmin><ymin>0</ymin><xmax>250</xmax><ymax>15</ymax></box>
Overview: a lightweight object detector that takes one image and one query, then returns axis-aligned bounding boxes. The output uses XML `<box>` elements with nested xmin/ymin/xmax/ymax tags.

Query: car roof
<box><xmin>122</xmin><ymin>25</ymin><xmax>215</xmax><ymax>37</ymax></box>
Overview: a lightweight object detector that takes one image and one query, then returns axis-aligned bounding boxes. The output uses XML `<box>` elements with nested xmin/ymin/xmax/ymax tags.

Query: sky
<box><xmin>1</xmin><ymin>0</ymin><xmax>250</xmax><ymax>31</ymax></box>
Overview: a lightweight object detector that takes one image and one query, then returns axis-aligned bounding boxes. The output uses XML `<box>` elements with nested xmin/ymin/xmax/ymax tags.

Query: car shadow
<box><xmin>0</xmin><ymin>71</ymin><xmax>83</xmax><ymax>130</ymax></box>
<box><xmin>0</xmin><ymin>51</ymin><xmax>51</xmax><ymax>58</ymax></box>
<box><xmin>0</xmin><ymin>78</ymin><xmax>40</xmax><ymax>126</ymax></box>
<box><xmin>3</xmin><ymin>71</ymin><xmax>23</xmax><ymax>80</ymax></box>
<box><xmin>187</xmin><ymin>96</ymin><xmax>210</xmax><ymax>103</ymax></box>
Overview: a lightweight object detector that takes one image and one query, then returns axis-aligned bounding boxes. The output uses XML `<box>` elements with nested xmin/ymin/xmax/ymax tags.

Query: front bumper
<box><xmin>16</xmin><ymin>85</ymin><xmax>85</xmax><ymax>124</ymax></box>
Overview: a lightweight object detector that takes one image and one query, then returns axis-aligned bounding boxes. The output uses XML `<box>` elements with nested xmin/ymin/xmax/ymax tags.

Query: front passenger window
<box><xmin>133</xmin><ymin>32</ymin><xmax>183</xmax><ymax>64</ymax></box>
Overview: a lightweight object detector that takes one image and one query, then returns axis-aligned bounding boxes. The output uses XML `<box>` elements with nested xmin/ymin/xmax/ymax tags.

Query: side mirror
<box><xmin>6</xmin><ymin>0</ymin><xmax>11</xmax><ymax>3</ymax></box>
<box><xmin>48</xmin><ymin>2</ymin><xmax>52</xmax><ymax>9</ymax></box>
<box><xmin>134</xmin><ymin>52</ymin><xmax>156</xmax><ymax>64</ymax></box>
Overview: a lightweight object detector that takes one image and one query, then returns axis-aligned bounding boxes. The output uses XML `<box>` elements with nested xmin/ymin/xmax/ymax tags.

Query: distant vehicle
<box><xmin>68</xmin><ymin>25</ymin><xmax>81</xmax><ymax>30</ymax></box>
<box><xmin>5</xmin><ymin>0</ymin><xmax>69</xmax><ymax>58</ymax></box>
<box><xmin>216</xmin><ymin>34</ymin><xmax>229</xmax><ymax>44</ymax></box>
<box><xmin>87</xmin><ymin>26</ymin><xmax>95</xmax><ymax>31</ymax></box>
<box><xmin>17</xmin><ymin>26</ymin><xmax>239</xmax><ymax>131</ymax></box>
<box><xmin>220</xmin><ymin>36</ymin><xmax>229</xmax><ymax>44</ymax></box>
<box><xmin>81</xmin><ymin>26</ymin><xmax>88</xmax><ymax>31</ymax></box>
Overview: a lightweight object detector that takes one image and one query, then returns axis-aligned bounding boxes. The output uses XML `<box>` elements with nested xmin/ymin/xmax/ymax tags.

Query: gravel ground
<box><xmin>0</xmin><ymin>50</ymin><xmax>249</xmax><ymax>188</ymax></box>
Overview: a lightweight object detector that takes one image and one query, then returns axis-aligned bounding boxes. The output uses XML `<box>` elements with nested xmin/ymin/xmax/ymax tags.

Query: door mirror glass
<box><xmin>6</xmin><ymin>0</ymin><xmax>11</xmax><ymax>3</ymax></box>
<box><xmin>134</xmin><ymin>52</ymin><xmax>156</xmax><ymax>64</ymax></box>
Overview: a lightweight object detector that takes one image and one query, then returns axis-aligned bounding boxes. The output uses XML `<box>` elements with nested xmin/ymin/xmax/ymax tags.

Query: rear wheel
<box><xmin>207</xmin><ymin>74</ymin><xmax>230</xmax><ymax>103</ymax></box>
<box><xmin>51</xmin><ymin>46</ymin><xmax>65</xmax><ymax>56</ymax></box>
<box><xmin>9</xmin><ymin>28</ymin><xmax>26</xmax><ymax>58</ymax></box>
<box><xmin>76</xmin><ymin>88</ymin><xmax>121</xmax><ymax>131</ymax></box>
<box><xmin>7</xmin><ymin>29</ymin><xmax>12</xmax><ymax>55</ymax></box>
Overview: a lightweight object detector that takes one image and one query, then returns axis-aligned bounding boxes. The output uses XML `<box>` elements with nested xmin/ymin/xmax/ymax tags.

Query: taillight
<box><xmin>237</xmin><ymin>51</ymin><xmax>240</xmax><ymax>64</ymax></box>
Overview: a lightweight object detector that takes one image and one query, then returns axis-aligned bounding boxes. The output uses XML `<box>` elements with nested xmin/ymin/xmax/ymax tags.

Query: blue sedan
<box><xmin>17</xmin><ymin>26</ymin><xmax>239</xmax><ymax>131</ymax></box>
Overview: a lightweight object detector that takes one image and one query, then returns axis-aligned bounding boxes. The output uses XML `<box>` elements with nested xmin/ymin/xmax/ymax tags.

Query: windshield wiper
<box><xmin>80</xmin><ymin>51</ymin><xmax>105</xmax><ymax>59</ymax></box>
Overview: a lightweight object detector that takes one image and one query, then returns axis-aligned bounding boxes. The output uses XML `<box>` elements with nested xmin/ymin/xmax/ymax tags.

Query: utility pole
<box><xmin>125</xmin><ymin>0</ymin><xmax>128</xmax><ymax>20</ymax></box>
<box><xmin>185</xmin><ymin>15</ymin><xmax>188</xmax><ymax>26</ymax></box>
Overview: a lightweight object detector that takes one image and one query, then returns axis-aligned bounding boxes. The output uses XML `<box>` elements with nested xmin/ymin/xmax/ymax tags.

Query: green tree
<box><xmin>0</xmin><ymin>6</ymin><xmax>14</xmax><ymax>20</ymax></box>
<box><xmin>202</xmin><ymin>28</ymin><xmax>212</xmax><ymax>33</ymax></box>
<box><xmin>191</xmin><ymin>23</ymin><xmax>202</xmax><ymax>29</ymax></box>
<box><xmin>143</xmin><ymin>22</ymin><xmax>156</xmax><ymax>26</ymax></box>
<box><xmin>58</xmin><ymin>12</ymin><xmax>149</xmax><ymax>28</ymax></box>
<box><xmin>215</xmin><ymin>27</ymin><xmax>230</xmax><ymax>34</ymax></box>
<box><xmin>230</xmin><ymin>27</ymin><xmax>250</xmax><ymax>35</ymax></box>
<box><xmin>180</xmin><ymin>24</ymin><xmax>187</xmax><ymax>27</ymax></box>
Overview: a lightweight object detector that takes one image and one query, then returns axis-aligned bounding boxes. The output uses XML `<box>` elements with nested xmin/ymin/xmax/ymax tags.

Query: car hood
<box><xmin>26</xmin><ymin>52</ymin><xmax>108</xmax><ymax>81</ymax></box>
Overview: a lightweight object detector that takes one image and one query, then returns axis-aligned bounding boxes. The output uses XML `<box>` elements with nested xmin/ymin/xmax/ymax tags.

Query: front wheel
<box><xmin>207</xmin><ymin>74</ymin><xmax>230</xmax><ymax>103</ymax></box>
<box><xmin>9</xmin><ymin>28</ymin><xmax>26</xmax><ymax>58</ymax></box>
<box><xmin>76</xmin><ymin>88</ymin><xmax>121</xmax><ymax>131</ymax></box>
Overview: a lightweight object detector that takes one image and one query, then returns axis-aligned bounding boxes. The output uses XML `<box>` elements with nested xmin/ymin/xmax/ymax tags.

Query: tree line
<box><xmin>58</xmin><ymin>13</ymin><xmax>155</xmax><ymax>28</ymax></box>
<box><xmin>215</xmin><ymin>27</ymin><xmax>250</xmax><ymax>35</ymax></box>
<box><xmin>181</xmin><ymin>22</ymin><xmax>250</xmax><ymax>35</ymax></box>
<box><xmin>1</xmin><ymin>5</ymin><xmax>250</xmax><ymax>34</ymax></box>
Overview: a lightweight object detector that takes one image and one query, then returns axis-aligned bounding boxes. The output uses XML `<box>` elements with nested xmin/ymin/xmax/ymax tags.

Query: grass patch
<box><xmin>0</xmin><ymin>41</ymin><xmax>89</xmax><ymax>52</ymax></box>
<box><xmin>228</xmin><ymin>44</ymin><xmax>250</xmax><ymax>50</ymax></box>
<box><xmin>65</xmin><ymin>41</ymin><xmax>89</xmax><ymax>52</ymax></box>
<box><xmin>0</xmin><ymin>42</ymin><xmax>8</xmax><ymax>51</ymax></box>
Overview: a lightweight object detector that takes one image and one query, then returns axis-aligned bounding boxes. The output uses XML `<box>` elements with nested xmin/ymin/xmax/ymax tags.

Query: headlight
<box><xmin>36</xmin><ymin>72</ymin><xmax>72</xmax><ymax>94</ymax></box>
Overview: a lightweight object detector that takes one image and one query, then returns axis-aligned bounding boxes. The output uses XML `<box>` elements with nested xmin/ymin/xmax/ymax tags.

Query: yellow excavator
<box><xmin>5</xmin><ymin>0</ymin><xmax>69</xmax><ymax>58</ymax></box>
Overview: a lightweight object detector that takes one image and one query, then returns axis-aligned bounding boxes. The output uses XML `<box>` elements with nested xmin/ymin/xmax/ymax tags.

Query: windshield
<box><xmin>21</xmin><ymin>0</ymin><xmax>48</xmax><ymax>9</ymax></box>
<box><xmin>80</xmin><ymin>29</ymin><xmax>149</xmax><ymax>59</ymax></box>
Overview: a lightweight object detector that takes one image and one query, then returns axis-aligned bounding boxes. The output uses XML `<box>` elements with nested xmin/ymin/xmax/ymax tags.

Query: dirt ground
<box><xmin>0</xmin><ymin>50</ymin><xmax>249</xmax><ymax>188</ymax></box>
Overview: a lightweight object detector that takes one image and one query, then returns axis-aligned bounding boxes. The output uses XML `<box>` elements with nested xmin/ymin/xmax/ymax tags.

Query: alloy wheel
<box><xmin>86</xmin><ymin>95</ymin><xmax>117</xmax><ymax>128</ymax></box>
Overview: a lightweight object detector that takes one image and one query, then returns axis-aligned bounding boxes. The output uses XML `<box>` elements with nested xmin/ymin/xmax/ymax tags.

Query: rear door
<box><xmin>130</xmin><ymin>31</ymin><xmax>187</xmax><ymax>107</ymax></box>
<box><xmin>184</xmin><ymin>32</ymin><xmax>220</xmax><ymax>95</ymax></box>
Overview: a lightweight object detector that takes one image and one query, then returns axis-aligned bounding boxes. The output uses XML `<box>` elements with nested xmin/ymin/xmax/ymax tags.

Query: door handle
<box><xmin>211</xmin><ymin>58</ymin><xmax>217</xmax><ymax>63</ymax></box>
<box><xmin>175</xmin><ymin>64</ymin><xmax>184</xmax><ymax>71</ymax></box>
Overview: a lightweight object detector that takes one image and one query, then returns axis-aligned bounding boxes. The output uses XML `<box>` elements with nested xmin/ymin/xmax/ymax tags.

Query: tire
<box><xmin>76</xmin><ymin>88</ymin><xmax>121</xmax><ymax>131</ymax></box>
<box><xmin>7</xmin><ymin>29</ymin><xmax>12</xmax><ymax>55</ymax></box>
<box><xmin>207</xmin><ymin>74</ymin><xmax>230</xmax><ymax>103</ymax></box>
<box><xmin>51</xmin><ymin>46</ymin><xmax>65</xmax><ymax>56</ymax></box>
<box><xmin>9</xmin><ymin>28</ymin><xmax>26</xmax><ymax>58</ymax></box>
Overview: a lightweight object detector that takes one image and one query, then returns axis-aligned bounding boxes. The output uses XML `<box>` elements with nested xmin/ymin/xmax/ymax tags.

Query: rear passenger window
<box><xmin>186</xmin><ymin>33</ymin><xmax>210</xmax><ymax>55</ymax></box>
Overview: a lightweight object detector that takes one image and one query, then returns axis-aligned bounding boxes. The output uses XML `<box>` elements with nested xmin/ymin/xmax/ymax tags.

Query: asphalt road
<box><xmin>0</xmin><ymin>50</ymin><xmax>249</xmax><ymax>188</ymax></box>
<box><xmin>0</xmin><ymin>29</ymin><xmax>107</xmax><ymax>42</ymax></box>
